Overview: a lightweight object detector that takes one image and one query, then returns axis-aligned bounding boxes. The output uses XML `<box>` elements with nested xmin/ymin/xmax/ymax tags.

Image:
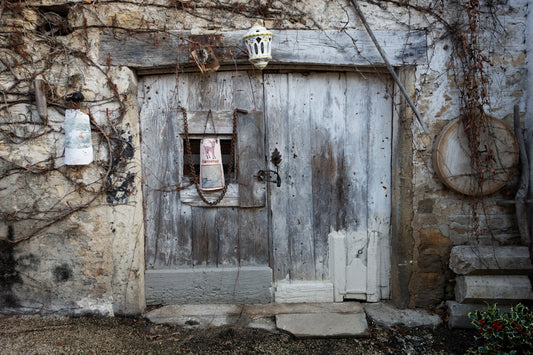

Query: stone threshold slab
<box><xmin>145</xmin><ymin>303</ymin><xmax>367</xmax><ymax>335</ymax></box>
<box><xmin>144</xmin><ymin>302</ymin><xmax>443</xmax><ymax>337</ymax></box>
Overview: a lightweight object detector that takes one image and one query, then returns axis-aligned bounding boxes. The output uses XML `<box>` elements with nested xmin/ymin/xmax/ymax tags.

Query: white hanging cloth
<box><xmin>64</xmin><ymin>109</ymin><xmax>93</xmax><ymax>165</ymax></box>
<box><xmin>199</xmin><ymin>138</ymin><xmax>224</xmax><ymax>191</ymax></box>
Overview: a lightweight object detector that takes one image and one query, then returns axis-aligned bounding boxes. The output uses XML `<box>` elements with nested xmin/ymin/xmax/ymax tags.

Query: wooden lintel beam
<box><xmin>98</xmin><ymin>29</ymin><xmax>426</xmax><ymax>70</ymax></box>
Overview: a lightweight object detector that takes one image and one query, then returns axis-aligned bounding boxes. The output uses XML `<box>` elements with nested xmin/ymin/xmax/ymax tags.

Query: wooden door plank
<box><xmin>177</xmin><ymin>110</ymin><xmax>235</xmax><ymax>134</ymax></box>
<box><xmin>265</xmin><ymin>73</ymin><xmax>291</xmax><ymax>280</ymax></box>
<box><xmin>234</xmin><ymin>71</ymin><xmax>265</xmax><ymax>112</ymax></box>
<box><xmin>238</xmin><ymin>207</ymin><xmax>269</xmax><ymax>265</ymax></box>
<box><xmin>341</xmin><ymin>73</ymin><xmax>372</xmax><ymax>297</ymax></box>
<box><xmin>365</xmin><ymin>77</ymin><xmax>393</xmax><ymax>301</ymax></box>
<box><xmin>140</xmin><ymin>75</ymin><xmax>192</xmax><ymax>268</ymax></box>
<box><xmin>344</xmin><ymin>75</ymin><xmax>371</xmax><ymax>266</ymax></box>
<box><xmin>231</xmin><ymin>71</ymin><xmax>269</xmax><ymax>266</ymax></box>
<box><xmin>310</xmin><ymin>72</ymin><xmax>347</xmax><ymax>281</ymax></box>
<box><xmin>191</xmin><ymin>207</ymin><xmax>218</xmax><ymax>266</ymax></box>
<box><xmin>285</xmin><ymin>73</ymin><xmax>315</xmax><ymax>280</ymax></box>
<box><xmin>344</xmin><ymin>73</ymin><xmax>370</xmax><ymax>235</ymax></box>
<box><xmin>181</xmin><ymin>73</ymin><xmax>230</xmax><ymax>267</ymax></box>
<box><xmin>238</xmin><ymin>111</ymin><xmax>266</xmax><ymax>207</ymax></box>
<box><xmin>215</xmin><ymin>207</ymin><xmax>239</xmax><ymax>265</ymax></box>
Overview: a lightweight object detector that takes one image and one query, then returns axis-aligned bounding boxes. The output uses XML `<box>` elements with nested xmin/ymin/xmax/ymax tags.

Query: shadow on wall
<box><xmin>0</xmin><ymin>226</ymin><xmax>22</xmax><ymax>309</ymax></box>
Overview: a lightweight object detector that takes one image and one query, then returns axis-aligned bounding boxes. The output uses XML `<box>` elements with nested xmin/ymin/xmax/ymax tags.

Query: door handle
<box><xmin>256</xmin><ymin>169</ymin><xmax>281</xmax><ymax>187</ymax></box>
<box><xmin>256</xmin><ymin>148</ymin><xmax>283</xmax><ymax>187</ymax></box>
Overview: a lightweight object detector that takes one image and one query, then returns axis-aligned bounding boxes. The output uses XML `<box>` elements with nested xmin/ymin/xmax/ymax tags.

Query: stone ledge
<box><xmin>446</xmin><ymin>301</ymin><xmax>512</xmax><ymax>329</ymax></box>
<box><xmin>449</xmin><ymin>246</ymin><xmax>532</xmax><ymax>275</ymax></box>
<box><xmin>455</xmin><ymin>275</ymin><xmax>533</xmax><ymax>303</ymax></box>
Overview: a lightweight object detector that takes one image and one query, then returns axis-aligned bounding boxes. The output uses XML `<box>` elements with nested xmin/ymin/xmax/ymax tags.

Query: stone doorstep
<box><xmin>276</xmin><ymin>312</ymin><xmax>368</xmax><ymax>338</ymax></box>
<box><xmin>144</xmin><ymin>302</ymin><xmax>443</xmax><ymax>338</ymax></box>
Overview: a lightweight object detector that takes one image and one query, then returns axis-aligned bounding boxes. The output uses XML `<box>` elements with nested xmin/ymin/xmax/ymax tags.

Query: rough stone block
<box><xmin>419</xmin><ymin>228</ymin><xmax>452</xmax><ymax>252</ymax></box>
<box><xmin>446</xmin><ymin>301</ymin><xmax>512</xmax><ymax>329</ymax></box>
<box><xmin>410</xmin><ymin>272</ymin><xmax>448</xmax><ymax>308</ymax></box>
<box><xmin>450</xmin><ymin>246</ymin><xmax>533</xmax><ymax>275</ymax></box>
<box><xmin>455</xmin><ymin>275</ymin><xmax>533</xmax><ymax>303</ymax></box>
<box><xmin>364</xmin><ymin>302</ymin><xmax>442</xmax><ymax>328</ymax></box>
<box><xmin>276</xmin><ymin>312</ymin><xmax>368</xmax><ymax>338</ymax></box>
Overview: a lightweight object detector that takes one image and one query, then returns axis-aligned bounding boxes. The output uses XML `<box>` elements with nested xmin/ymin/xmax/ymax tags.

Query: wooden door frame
<box><xmin>100</xmin><ymin>29</ymin><xmax>425</xmax><ymax>305</ymax></box>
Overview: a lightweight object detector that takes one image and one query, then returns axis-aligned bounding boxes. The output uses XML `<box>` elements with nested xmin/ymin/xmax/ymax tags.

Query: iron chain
<box><xmin>181</xmin><ymin>107</ymin><xmax>238</xmax><ymax>206</ymax></box>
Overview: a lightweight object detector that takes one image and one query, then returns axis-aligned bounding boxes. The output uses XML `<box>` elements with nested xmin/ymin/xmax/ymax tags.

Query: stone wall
<box><xmin>0</xmin><ymin>0</ymin><xmax>529</xmax><ymax>314</ymax></box>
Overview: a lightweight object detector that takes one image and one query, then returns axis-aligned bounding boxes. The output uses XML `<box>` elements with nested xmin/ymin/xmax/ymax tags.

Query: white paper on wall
<box><xmin>64</xmin><ymin>109</ymin><xmax>94</xmax><ymax>165</ymax></box>
<box><xmin>199</xmin><ymin>138</ymin><xmax>224</xmax><ymax>191</ymax></box>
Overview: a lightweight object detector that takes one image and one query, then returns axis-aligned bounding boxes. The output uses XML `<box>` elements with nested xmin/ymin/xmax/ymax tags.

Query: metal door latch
<box><xmin>257</xmin><ymin>169</ymin><xmax>281</xmax><ymax>187</ymax></box>
<box><xmin>256</xmin><ymin>148</ymin><xmax>283</xmax><ymax>187</ymax></box>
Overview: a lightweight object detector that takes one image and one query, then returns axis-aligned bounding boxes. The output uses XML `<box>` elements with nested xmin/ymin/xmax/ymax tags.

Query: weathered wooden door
<box><xmin>139</xmin><ymin>72</ymin><xmax>272</xmax><ymax>304</ymax></box>
<box><xmin>139</xmin><ymin>70</ymin><xmax>393</xmax><ymax>304</ymax></box>
<box><xmin>264</xmin><ymin>72</ymin><xmax>392</xmax><ymax>302</ymax></box>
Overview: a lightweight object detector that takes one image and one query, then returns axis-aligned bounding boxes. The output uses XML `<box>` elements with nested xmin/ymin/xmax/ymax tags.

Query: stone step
<box><xmin>145</xmin><ymin>302</ymin><xmax>443</xmax><ymax>337</ymax></box>
<box><xmin>145</xmin><ymin>302</ymin><xmax>368</xmax><ymax>334</ymax></box>
<box><xmin>363</xmin><ymin>303</ymin><xmax>442</xmax><ymax>328</ymax></box>
<box><xmin>446</xmin><ymin>301</ymin><xmax>511</xmax><ymax>329</ymax></box>
<box><xmin>455</xmin><ymin>275</ymin><xmax>533</xmax><ymax>303</ymax></box>
<box><xmin>274</xmin><ymin>303</ymin><xmax>368</xmax><ymax>338</ymax></box>
<box><xmin>276</xmin><ymin>312</ymin><xmax>368</xmax><ymax>338</ymax></box>
<box><xmin>449</xmin><ymin>246</ymin><xmax>532</xmax><ymax>275</ymax></box>
<box><xmin>145</xmin><ymin>304</ymin><xmax>277</xmax><ymax>330</ymax></box>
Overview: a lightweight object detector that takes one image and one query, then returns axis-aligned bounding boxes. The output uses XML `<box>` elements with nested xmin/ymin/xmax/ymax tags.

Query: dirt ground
<box><xmin>0</xmin><ymin>314</ymin><xmax>477</xmax><ymax>354</ymax></box>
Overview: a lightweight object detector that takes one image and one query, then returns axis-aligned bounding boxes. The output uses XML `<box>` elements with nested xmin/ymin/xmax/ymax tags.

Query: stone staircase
<box><xmin>447</xmin><ymin>245</ymin><xmax>533</xmax><ymax>328</ymax></box>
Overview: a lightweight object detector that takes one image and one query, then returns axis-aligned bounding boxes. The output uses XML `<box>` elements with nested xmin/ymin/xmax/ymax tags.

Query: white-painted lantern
<box><xmin>243</xmin><ymin>24</ymin><xmax>273</xmax><ymax>70</ymax></box>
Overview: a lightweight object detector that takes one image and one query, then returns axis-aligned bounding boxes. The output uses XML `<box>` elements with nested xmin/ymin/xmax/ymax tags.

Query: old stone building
<box><xmin>0</xmin><ymin>0</ymin><xmax>531</xmax><ymax>317</ymax></box>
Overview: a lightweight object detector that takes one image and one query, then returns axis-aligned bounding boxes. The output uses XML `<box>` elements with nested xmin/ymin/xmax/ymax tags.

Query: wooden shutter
<box><xmin>178</xmin><ymin>109</ymin><xmax>265</xmax><ymax>208</ymax></box>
